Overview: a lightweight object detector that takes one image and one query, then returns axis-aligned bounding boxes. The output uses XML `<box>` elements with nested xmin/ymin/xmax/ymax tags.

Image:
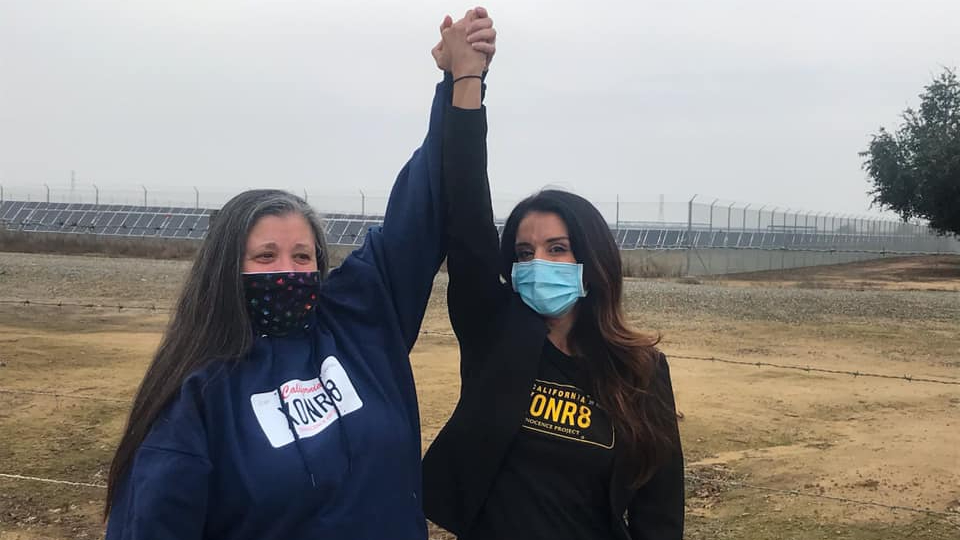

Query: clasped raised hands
<box><xmin>432</xmin><ymin>7</ymin><xmax>497</xmax><ymax>78</ymax></box>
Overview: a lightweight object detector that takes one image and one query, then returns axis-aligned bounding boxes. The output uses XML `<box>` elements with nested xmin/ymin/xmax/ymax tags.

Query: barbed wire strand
<box><xmin>420</xmin><ymin>330</ymin><xmax>960</xmax><ymax>386</ymax></box>
<box><xmin>0</xmin><ymin>318</ymin><xmax>954</xmax><ymax>387</ymax></box>
<box><xmin>0</xmin><ymin>473</ymin><xmax>106</xmax><ymax>489</ymax></box>
<box><xmin>669</xmin><ymin>353</ymin><xmax>960</xmax><ymax>386</ymax></box>
<box><xmin>0</xmin><ymin>388</ymin><xmax>129</xmax><ymax>403</ymax></box>
<box><xmin>0</xmin><ymin>299</ymin><xmax>171</xmax><ymax>311</ymax></box>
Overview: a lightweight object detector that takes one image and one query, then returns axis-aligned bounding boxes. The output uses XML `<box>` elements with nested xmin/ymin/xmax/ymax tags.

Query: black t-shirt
<box><xmin>466</xmin><ymin>339</ymin><xmax>618</xmax><ymax>540</ymax></box>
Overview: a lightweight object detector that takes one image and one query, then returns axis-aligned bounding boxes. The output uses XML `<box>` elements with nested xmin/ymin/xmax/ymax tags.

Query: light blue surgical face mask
<box><xmin>511</xmin><ymin>259</ymin><xmax>587</xmax><ymax>318</ymax></box>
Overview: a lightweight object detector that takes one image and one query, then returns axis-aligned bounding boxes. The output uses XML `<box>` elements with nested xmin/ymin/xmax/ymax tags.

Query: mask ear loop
<box><xmin>576</xmin><ymin>263</ymin><xmax>589</xmax><ymax>297</ymax></box>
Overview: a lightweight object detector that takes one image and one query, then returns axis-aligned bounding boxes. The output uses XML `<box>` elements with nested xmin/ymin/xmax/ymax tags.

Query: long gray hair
<box><xmin>105</xmin><ymin>189</ymin><xmax>328</xmax><ymax>517</ymax></box>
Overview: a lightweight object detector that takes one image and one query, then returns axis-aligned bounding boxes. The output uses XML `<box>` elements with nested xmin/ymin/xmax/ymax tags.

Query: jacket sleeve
<box><xmin>627</xmin><ymin>356</ymin><xmax>685</xmax><ymax>540</ymax></box>
<box><xmin>323</xmin><ymin>76</ymin><xmax>452</xmax><ymax>352</ymax></box>
<box><xmin>442</xmin><ymin>88</ymin><xmax>510</xmax><ymax>353</ymax></box>
<box><xmin>105</xmin><ymin>382</ymin><xmax>211</xmax><ymax>540</ymax></box>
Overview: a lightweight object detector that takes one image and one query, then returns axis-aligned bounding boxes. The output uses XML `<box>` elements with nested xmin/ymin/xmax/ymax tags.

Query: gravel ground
<box><xmin>0</xmin><ymin>252</ymin><xmax>192</xmax><ymax>305</ymax></box>
<box><xmin>619</xmin><ymin>278</ymin><xmax>960</xmax><ymax>324</ymax></box>
<box><xmin>0</xmin><ymin>251</ymin><xmax>958</xmax><ymax>325</ymax></box>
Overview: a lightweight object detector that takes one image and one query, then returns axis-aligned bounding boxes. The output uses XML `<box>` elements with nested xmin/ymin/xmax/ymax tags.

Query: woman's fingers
<box><xmin>458</xmin><ymin>7</ymin><xmax>495</xmax><ymax>68</ymax></box>
<box><xmin>441</xmin><ymin>7</ymin><xmax>493</xmax><ymax>72</ymax></box>
<box><xmin>467</xmin><ymin>28</ymin><xmax>496</xmax><ymax>44</ymax></box>
<box><xmin>467</xmin><ymin>17</ymin><xmax>493</xmax><ymax>34</ymax></box>
<box><xmin>471</xmin><ymin>42</ymin><xmax>495</xmax><ymax>55</ymax></box>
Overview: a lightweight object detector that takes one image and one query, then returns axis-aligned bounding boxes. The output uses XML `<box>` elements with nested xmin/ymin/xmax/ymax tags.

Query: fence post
<box><xmin>140</xmin><ymin>185</ymin><xmax>148</xmax><ymax>207</ymax></box>
<box><xmin>93</xmin><ymin>184</ymin><xmax>99</xmax><ymax>205</ymax></box>
<box><xmin>758</xmin><ymin>205</ymin><xmax>768</xmax><ymax>231</ymax></box>
<box><xmin>881</xmin><ymin>219</ymin><xmax>887</xmax><ymax>252</ymax></box>
<box><xmin>360</xmin><ymin>190</ymin><xmax>366</xmax><ymax>218</ymax></box>
<box><xmin>686</xmin><ymin>194</ymin><xmax>697</xmax><ymax>275</ymax></box>
<box><xmin>726</xmin><ymin>202</ymin><xmax>735</xmax><ymax>246</ymax></box>
<box><xmin>616</xmin><ymin>194</ymin><xmax>620</xmax><ymax>233</ymax></box>
<box><xmin>193</xmin><ymin>186</ymin><xmax>199</xmax><ymax>209</ymax></box>
<box><xmin>742</xmin><ymin>203</ymin><xmax>751</xmax><ymax>232</ymax></box>
<box><xmin>43</xmin><ymin>183</ymin><xmax>50</xmax><ymax>203</ymax></box>
<box><xmin>708</xmin><ymin>198</ymin><xmax>719</xmax><ymax>233</ymax></box>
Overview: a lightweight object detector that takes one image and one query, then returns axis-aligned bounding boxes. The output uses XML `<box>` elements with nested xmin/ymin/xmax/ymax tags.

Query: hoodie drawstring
<box><xmin>270</xmin><ymin>328</ymin><xmax>353</xmax><ymax>490</ymax></box>
<box><xmin>309</xmin><ymin>330</ymin><xmax>353</xmax><ymax>474</ymax></box>
<box><xmin>271</xmin><ymin>338</ymin><xmax>320</xmax><ymax>488</ymax></box>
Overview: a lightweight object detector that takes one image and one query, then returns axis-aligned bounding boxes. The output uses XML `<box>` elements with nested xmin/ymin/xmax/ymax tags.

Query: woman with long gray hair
<box><xmin>103</xmin><ymin>9</ymin><xmax>496</xmax><ymax>540</ymax></box>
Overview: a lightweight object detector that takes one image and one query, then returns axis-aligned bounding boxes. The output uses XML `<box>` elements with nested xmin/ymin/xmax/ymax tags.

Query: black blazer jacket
<box><xmin>422</xmin><ymin>105</ymin><xmax>684</xmax><ymax>540</ymax></box>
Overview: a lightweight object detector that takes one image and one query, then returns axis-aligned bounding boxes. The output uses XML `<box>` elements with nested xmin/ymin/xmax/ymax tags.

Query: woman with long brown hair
<box><xmin>103</xmin><ymin>9</ymin><xmax>496</xmax><ymax>540</ymax></box>
<box><xmin>422</xmin><ymin>130</ymin><xmax>684</xmax><ymax>537</ymax></box>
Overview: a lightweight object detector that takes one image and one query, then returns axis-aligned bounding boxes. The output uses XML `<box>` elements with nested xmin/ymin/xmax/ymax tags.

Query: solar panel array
<box><xmin>0</xmin><ymin>201</ymin><xmax>384</xmax><ymax>246</ymax></box>
<box><xmin>0</xmin><ymin>200</ymin><xmax>211</xmax><ymax>239</ymax></box>
<box><xmin>0</xmin><ymin>200</ymin><xmax>934</xmax><ymax>252</ymax></box>
<box><xmin>321</xmin><ymin>213</ymin><xmax>382</xmax><ymax>246</ymax></box>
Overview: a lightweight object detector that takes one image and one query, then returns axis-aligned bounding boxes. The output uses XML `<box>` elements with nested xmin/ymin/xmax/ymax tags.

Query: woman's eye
<box><xmin>549</xmin><ymin>245</ymin><xmax>568</xmax><ymax>253</ymax></box>
<box><xmin>295</xmin><ymin>253</ymin><xmax>312</xmax><ymax>262</ymax></box>
<box><xmin>516</xmin><ymin>250</ymin><xmax>534</xmax><ymax>261</ymax></box>
<box><xmin>254</xmin><ymin>253</ymin><xmax>274</xmax><ymax>261</ymax></box>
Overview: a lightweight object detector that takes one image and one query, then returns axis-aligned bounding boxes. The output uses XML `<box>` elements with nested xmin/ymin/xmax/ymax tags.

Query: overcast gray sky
<box><xmin>1</xmin><ymin>0</ymin><xmax>958</xmax><ymax>218</ymax></box>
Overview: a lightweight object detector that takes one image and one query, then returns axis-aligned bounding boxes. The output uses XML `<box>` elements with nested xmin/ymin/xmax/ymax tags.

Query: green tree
<box><xmin>861</xmin><ymin>68</ymin><xmax>960</xmax><ymax>236</ymax></box>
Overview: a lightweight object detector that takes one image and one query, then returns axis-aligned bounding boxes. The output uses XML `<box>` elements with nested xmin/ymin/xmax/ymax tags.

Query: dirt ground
<box><xmin>0</xmin><ymin>253</ymin><xmax>958</xmax><ymax>539</ymax></box>
<box><xmin>713</xmin><ymin>255</ymin><xmax>960</xmax><ymax>292</ymax></box>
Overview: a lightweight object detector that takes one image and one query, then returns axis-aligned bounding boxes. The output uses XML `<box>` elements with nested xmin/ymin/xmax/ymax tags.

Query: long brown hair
<box><xmin>500</xmin><ymin>189</ymin><xmax>680</xmax><ymax>486</ymax></box>
<box><xmin>104</xmin><ymin>190</ymin><xmax>329</xmax><ymax>518</ymax></box>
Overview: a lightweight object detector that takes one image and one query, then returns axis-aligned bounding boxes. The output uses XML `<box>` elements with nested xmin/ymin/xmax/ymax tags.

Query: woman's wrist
<box><xmin>453</xmin><ymin>74</ymin><xmax>483</xmax><ymax>85</ymax></box>
<box><xmin>451</xmin><ymin>77</ymin><xmax>482</xmax><ymax>109</ymax></box>
<box><xmin>451</xmin><ymin>64</ymin><xmax>486</xmax><ymax>80</ymax></box>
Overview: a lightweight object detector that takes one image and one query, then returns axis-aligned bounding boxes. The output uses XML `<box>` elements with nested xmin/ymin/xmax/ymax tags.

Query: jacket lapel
<box><xmin>456</xmin><ymin>295</ymin><xmax>547</xmax><ymax>525</ymax></box>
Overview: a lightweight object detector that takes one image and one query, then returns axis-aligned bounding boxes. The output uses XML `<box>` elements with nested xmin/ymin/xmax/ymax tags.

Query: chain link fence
<box><xmin>2</xmin><ymin>185</ymin><xmax>957</xmax><ymax>275</ymax></box>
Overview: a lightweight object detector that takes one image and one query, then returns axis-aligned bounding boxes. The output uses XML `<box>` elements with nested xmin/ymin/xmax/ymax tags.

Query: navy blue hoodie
<box><xmin>105</xmin><ymin>77</ymin><xmax>452</xmax><ymax>540</ymax></box>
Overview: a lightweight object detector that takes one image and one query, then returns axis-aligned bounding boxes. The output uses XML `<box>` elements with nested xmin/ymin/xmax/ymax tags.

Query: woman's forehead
<box><xmin>247</xmin><ymin>214</ymin><xmax>316</xmax><ymax>245</ymax></box>
<box><xmin>516</xmin><ymin>211</ymin><xmax>568</xmax><ymax>242</ymax></box>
